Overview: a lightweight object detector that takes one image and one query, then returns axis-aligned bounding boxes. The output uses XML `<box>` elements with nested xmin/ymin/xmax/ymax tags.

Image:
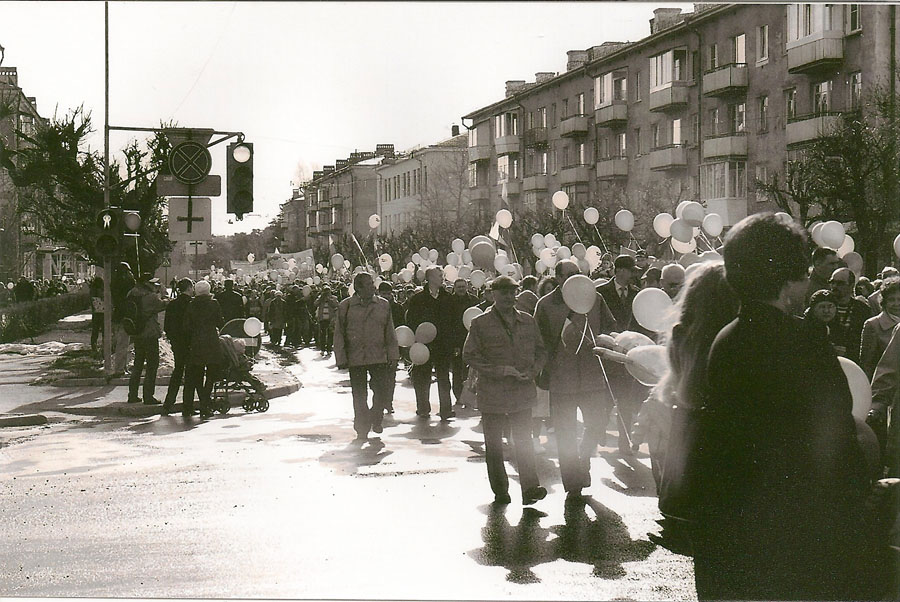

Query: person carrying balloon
<box><xmin>534</xmin><ymin>259</ymin><xmax>617</xmax><ymax>499</ymax></box>
<box><xmin>463</xmin><ymin>275</ymin><xmax>548</xmax><ymax>506</ymax></box>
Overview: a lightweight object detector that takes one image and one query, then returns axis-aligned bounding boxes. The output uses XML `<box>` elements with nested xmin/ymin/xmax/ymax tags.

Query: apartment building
<box><xmin>280</xmin><ymin>188</ymin><xmax>307</xmax><ymax>251</ymax></box>
<box><xmin>375</xmin><ymin>132</ymin><xmax>468</xmax><ymax>235</ymax></box>
<box><xmin>462</xmin><ymin>3</ymin><xmax>900</xmax><ymax>227</ymax></box>
<box><xmin>300</xmin><ymin>144</ymin><xmax>394</xmax><ymax>249</ymax></box>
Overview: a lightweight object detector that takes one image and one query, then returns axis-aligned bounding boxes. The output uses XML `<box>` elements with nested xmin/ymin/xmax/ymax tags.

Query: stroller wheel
<box><xmin>216</xmin><ymin>399</ymin><xmax>230</xmax><ymax>414</ymax></box>
<box><xmin>257</xmin><ymin>398</ymin><xmax>270</xmax><ymax>413</ymax></box>
<box><xmin>242</xmin><ymin>398</ymin><xmax>255</xmax><ymax>412</ymax></box>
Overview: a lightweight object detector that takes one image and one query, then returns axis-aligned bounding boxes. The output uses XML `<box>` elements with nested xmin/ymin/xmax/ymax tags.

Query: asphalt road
<box><xmin>0</xmin><ymin>345</ymin><xmax>696</xmax><ymax>600</ymax></box>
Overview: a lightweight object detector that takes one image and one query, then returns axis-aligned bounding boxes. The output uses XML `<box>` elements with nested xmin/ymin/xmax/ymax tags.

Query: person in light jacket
<box><xmin>463</xmin><ymin>275</ymin><xmax>548</xmax><ymax>506</ymax></box>
<box><xmin>334</xmin><ymin>272</ymin><xmax>400</xmax><ymax>440</ymax></box>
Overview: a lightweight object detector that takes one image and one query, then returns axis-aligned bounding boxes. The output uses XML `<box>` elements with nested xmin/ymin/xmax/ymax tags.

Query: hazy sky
<box><xmin>0</xmin><ymin>1</ymin><xmax>691</xmax><ymax>236</ymax></box>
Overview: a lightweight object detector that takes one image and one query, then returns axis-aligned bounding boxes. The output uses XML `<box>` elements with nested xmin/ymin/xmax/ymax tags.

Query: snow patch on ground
<box><xmin>0</xmin><ymin>342</ymin><xmax>88</xmax><ymax>356</ymax></box>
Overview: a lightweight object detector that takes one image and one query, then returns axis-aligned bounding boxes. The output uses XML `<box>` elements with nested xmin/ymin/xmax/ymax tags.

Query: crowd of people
<box><xmin>0</xmin><ymin>276</ymin><xmax>82</xmax><ymax>306</ymax></box>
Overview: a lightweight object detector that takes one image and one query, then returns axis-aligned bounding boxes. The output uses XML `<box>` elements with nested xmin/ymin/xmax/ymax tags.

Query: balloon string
<box><xmin>593</xmin><ymin>350</ymin><xmax>635</xmax><ymax>449</ymax></box>
<box><xmin>629</xmin><ymin>232</ymin><xmax>644</xmax><ymax>252</ymax></box>
<box><xmin>565</xmin><ymin>210</ymin><xmax>584</xmax><ymax>243</ymax></box>
<box><xmin>593</xmin><ymin>225</ymin><xmax>610</xmax><ymax>255</ymax></box>
<box><xmin>575</xmin><ymin>315</ymin><xmax>590</xmax><ymax>355</ymax></box>
<box><xmin>697</xmin><ymin>231</ymin><xmax>716</xmax><ymax>252</ymax></box>
<box><xmin>350</xmin><ymin>233</ymin><xmax>370</xmax><ymax>268</ymax></box>
<box><xmin>668</xmin><ymin>238</ymin><xmax>677</xmax><ymax>258</ymax></box>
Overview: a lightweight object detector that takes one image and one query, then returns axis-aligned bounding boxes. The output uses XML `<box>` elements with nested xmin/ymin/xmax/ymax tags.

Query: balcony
<box><xmin>649</xmin><ymin>144</ymin><xmax>688</xmax><ymax>170</ymax></box>
<box><xmin>595</xmin><ymin>102</ymin><xmax>628</xmax><ymax>128</ymax></box>
<box><xmin>786</xmin><ymin>112</ymin><xmax>843</xmax><ymax>146</ymax></box>
<box><xmin>468</xmin><ymin>144</ymin><xmax>491</xmax><ymax>162</ymax></box>
<box><xmin>331</xmin><ymin>196</ymin><xmax>343</xmax><ymax>206</ymax></box>
<box><xmin>649</xmin><ymin>82</ymin><xmax>690</xmax><ymax>112</ymax></box>
<box><xmin>469</xmin><ymin>184</ymin><xmax>491</xmax><ymax>203</ymax></box>
<box><xmin>703</xmin><ymin>63</ymin><xmax>748</xmax><ymax>97</ymax></box>
<box><xmin>523</xmin><ymin>126</ymin><xmax>548</xmax><ymax>148</ymax></box>
<box><xmin>787</xmin><ymin>32</ymin><xmax>843</xmax><ymax>74</ymax></box>
<box><xmin>702</xmin><ymin>132</ymin><xmax>748</xmax><ymax>159</ymax></box>
<box><xmin>495</xmin><ymin>135</ymin><xmax>520</xmax><ymax>156</ymax></box>
<box><xmin>560</xmin><ymin>114</ymin><xmax>590</xmax><ymax>138</ymax></box>
<box><xmin>596</xmin><ymin>156</ymin><xmax>628</xmax><ymax>180</ymax></box>
<box><xmin>319</xmin><ymin>198</ymin><xmax>332</xmax><ymax>209</ymax></box>
<box><xmin>559</xmin><ymin>164</ymin><xmax>592</xmax><ymax>184</ymax></box>
<box><xmin>498</xmin><ymin>180</ymin><xmax>521</xmax><ymax>197</ymax></box>
<box><xmin>523</xmin><ymin>174</ymin><xmax>548</xmax><ymax>191</ymax></box>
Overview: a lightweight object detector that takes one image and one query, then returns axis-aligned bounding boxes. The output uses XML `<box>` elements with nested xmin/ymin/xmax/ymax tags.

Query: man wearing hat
<box><xmin>463</xmin><ymin>275</ymin><xmax>548</xmax><ymax>505</ymax></box>
<box><xmin>125</xmin><ymin>272</ymin><xmax>168</xmax><ymax>405</ymax></box>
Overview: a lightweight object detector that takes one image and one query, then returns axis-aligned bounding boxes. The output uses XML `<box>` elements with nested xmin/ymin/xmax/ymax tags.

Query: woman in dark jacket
<box><xmin>182</xmin><ymin>279</ymin><xmax>225</xmax><ymax>418</ymax></box>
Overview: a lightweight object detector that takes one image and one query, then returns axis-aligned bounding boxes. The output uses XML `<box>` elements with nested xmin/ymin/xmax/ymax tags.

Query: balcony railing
<box><xmin>648</xmin><ymin>144</ymin><xmax>688</xmax><ymax>170</ymax></box>
<box><xmin>649</xmin><ymin>82</ymin><xmax>690</xmax><ymax>112</ymax></box>
<box><xmin>523</xmin><ymin>126</ymin><xmax>548</xmax><ymax>148</ymax></box>
<box><xmin>468</xmin><ymin>144</ymin><xmax>491</xmax><ymax>162</ymax></box>
<box><xmin>702</xmin><ymin>131</ymin><xmax>748</xmax><ymax>159</ymax></box>
<box><xmin>596</xmin><ymin>156</ymin><xmax>628</xmax><ymax>180</ymax></box>
<box><xmin>595</xmin><ymin>101</ymin><xmax>628</xmax><ymax>128</ymax></box>
<box><xmin>469</xmin><ymin>184</ymin><xmax>491</xmax><ymax>202</ymax></box>
<box><xmin>495</xmin><ymin>135</ymin><xmax>521</xmax><ymax>156</ymax></box>
<box><xmin>702</xmin><ymin>63</ymin><xmax>748</xmax><ymax>97</ymax></box>
<box><xmin>560</xmin><ymin>114</ymin><xmax>590</xmax><ymax>137</ymax></box>
<box><xmin>786</xmin><ymin>111</ymin><xmax>843</xmax><ymax>146</ymax></box>
<box><xmin>498</xmin><ymin>180</ymin><xmax>521</xmax><ymax>197</ymax></box>
<box><xmin>559</xmin><ymin>164</ymin><xmax>592</xmax><ymax>184</ymax></box>
<box><xmin>523</xmin><ymin>173</ymin><xmax>548</xmax><ymax>190</ymax></box>
<box><xmin>787</xmin><ymin>32</ymin><xmax>843</xmax><ymax>74</ymax></box>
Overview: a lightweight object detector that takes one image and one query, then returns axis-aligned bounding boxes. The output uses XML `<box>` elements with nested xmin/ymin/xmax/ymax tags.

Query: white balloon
<box><xmin>837</xmin><ymin>235</ymin><xmax>855</xmax><ymax>258</ymax></box>
<box><xmin>451</xmin><ymin>238</ymin><xmax>466</xmax><ymax>254</ymax></box>
<box><xmin>670</xmin><ymin>218</ymin><xmax>693</xmax><ymax>243</ymax></box>
<box><xmin>496</xmin><ymin>209</ymin><xmax>513</xmax><ymax>229</ymax></box>
<box><xmin>463</xmin><ymin>306</ymin><xmax>483</xmax><ymax>330</ymax></box>
<box><xmin>443</xmin><ymin>264</ymin><xmax>459</xmax><ymax>282</ymax></box>
<box><xmin>428</xmin><ymin>249</ymin><xmax>439</xmax><ymax>263</ymax></box>
<box><xmin>458</xmin><ymin>265</ymin><xmax>472</xmax><ymax>279</ymax></box>
<box><xmin>556</xmin><ymin>246</ymin><xmax>572</xmax><ymax>260</ymax></box>
<box><xmin>614</xmin><ymin>209</ymin><xmax>635</xmax><ymax>232</ymax></box>
<box><xmin>702</xmin><ymin>213</ymin><xmax>724</xmax><ymax>238</ymax></box>
<box><xmin>447</xmin><ymin>252</ymin><xmax>461</xmax><ymax>266</ymax></box>
<box><xmin>493</xmin><ymin>254</ymin><xmax>510</xmax><ymax>272</ymax></box>
<box><xmin>653</xmin><ymin>213</ymin><xmax>674</xmax><ymax>238</ymax></box>
<box><xmin>675</xmin><ymin>200</ymin><xmax>692</xmax><ymax>219</ymax></box>
<box><xmin>551</xmin><ymin>190</ymin><xmax>569</xmax><ymax>210</ymax></box>
<box><xmin>531</xmin><ymin>233</ymin><xmax>546</xmax><ymax>249</ymax></box>
<box><xmin>572</xmin><ymin>243</ymin><xmax>587</xmax><ymax>259</ymax></box>
<box><xmin>543</xmin><ymin>233</ymin><xmax>557</xmax><ymax>248</ymax></box>
<box><xmin>681</xmin><ymin>201</ymin><xmax>705</xmax><ymax>227</ymax></box>
<box><xmin>535</xmin><ymin>259</ymin><xmax>547</xmax><ymax>274</ymax></box>
<box><xmin>820</xmin><ymin>221</ymin><xmax>846</xmax><ymax>249</ymax></box>
<box><xmin>584</xmin><ymin>207</ymin><xmax>600</xmax><ymax>225</ymax></box>
<box><xmin>671</xmin><ymin>237</ymin><xmax>698</xmax><ymax>254</ymax></box>
<box><xmin>412</xmin><ymin>252</ymin><xmax>423</xmax><ymax>265</ymax></box>
<box><xmin>368</xmin><ymin>214</ymin><xmax>381</xmax><ymax>229</ymax></box>
<box><xmin>539</xmin><ymin>247</ymin><xmax>557</xmax><ymax>268</ymax></box>
<box><xmin>470</xmin><ymin>270</ymin><xmax>486</xmax><ymax>289</ymax></box>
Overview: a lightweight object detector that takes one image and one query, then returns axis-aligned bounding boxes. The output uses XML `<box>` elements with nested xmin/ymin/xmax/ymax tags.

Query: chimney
<box><xmin>566</xmin><ymin>50</ymin><xmax>590</xmax><ymax>71</ymax></box>
<box><xmin>505</xmin><ymin>80</ymin><xmax>527</xmax><ymax>97</ymax></box>
<box><xmin>535</xmin><ymin>71</ymin><xmax>556</xmax><ymax>84</ymax></box>
<box><xmin>650</xmin><ymin>8</ymin><xmax>683</xmax><ymax>34</ymax></box>
<box><xmin>589</xmin><ymin>42</ymin><xmax>627</xmax><ymax>62</ymax></box>
<box><xmin>451</xmin><ymin>125</ymin><xmax>460</xmax><ymax>137</ymax></box>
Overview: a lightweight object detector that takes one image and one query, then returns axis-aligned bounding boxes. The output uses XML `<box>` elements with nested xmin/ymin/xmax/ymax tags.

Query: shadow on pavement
<box><xmin>318</xmin><ymin>437</ymin><xmax>393</xmax><ymax>476</ymax></box>
<box><xmin>469</xmin><ymin>495</ymin><xmax>655</xmax><ymax>583</ymax></box>
<box><xmin>597</xmin><ymin>451</ymin><xmax>657</xmax><ymax>497</ymax></box>
<box><xmin>400</xmin><ymin>417</ymin><xmax>461</xmax><ymax>444</ymax></box>
<box><xmin>9</xmin><ymin>386</ymin><xmax>120</xmax><ymax>417</ymax></box>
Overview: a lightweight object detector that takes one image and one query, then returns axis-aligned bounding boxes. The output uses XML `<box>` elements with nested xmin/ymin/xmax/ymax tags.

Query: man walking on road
<box><xmin>463</xmin><ymin>275</ymin><xmax>547</xmax><ymax>505</ymax></box>
<box><xmin>162</xmin><ymin>278</ymin><xmax>194</xmax><ymax>415</ymax></box>
<box><xmin>334</xmin><ymin>272</ymin><xmax>400</xmax><ymax>440</ymax></box>
<box><xmin>217</xmin><ymin>279</ymin><xmax>245</xmax><ymax>325</ymax></box>
<box><xmin>126</xmin><ymin>273</ymin><xmax>168</xmax><ymax>405</ymax></box>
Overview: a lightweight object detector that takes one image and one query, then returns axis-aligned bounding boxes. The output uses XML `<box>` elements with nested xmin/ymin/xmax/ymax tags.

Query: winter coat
<box><xmin>860</xmin><ymin>311</ymin><xmax>899</xmax><ymax>378</ymax></box>
<box><xmin>184</xmin><ymin>295</ymin><xmax>224</xmax><ymax>366</ymax></box>
<box><xmin>266</xmin><ymin>296</ymin><xmax>286</xmax><ymax>329</ymax></box>
<box><xmin>164</xmin><ymin>294</ymin><xmax>193</xmax><ymax>348</ymax></box>
<box><xmin>126</xmin><ymin>283</ymin><xmax>166</xmax><ymax>342</ymax></box>
<box><xmin>333</xmin><ymin>295</ymin><xmax>400</xmax><ymax>367</ymax></box>
<box><xmin>316</xmin><ymin>296</ymin><xmax>338</xmax><ymax>322</ymax></box>
<box><xmin>217</xmin><ymin>289</ymin><xmax>245</xmax><ymax>324</ymax></box>
<box><xmin>405</xmin><ymin>287</ymin><xmax>457</xmax><ymax>360</ymax></box>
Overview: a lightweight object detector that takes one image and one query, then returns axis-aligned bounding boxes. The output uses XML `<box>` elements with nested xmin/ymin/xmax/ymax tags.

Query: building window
<box><xmin>849</xmin><ymin>72</ymin><xmax>862</xmax><ymax>109</ymax></box>
<box><xmin>598</xmin><ymin>136</ymin><xmax>610</xmax><ymax>160</ymax></box>
<box><xmin>615</xmin><ymin>133</ymin><xmax>626</xmax><ymax>157</ymax></box>
<box><xmin>729</xmin><ymin>102</ymin><xmax>746</xmax><ymax>133</ymax></box>
<box><xmin>562</xmin><ymin>146</ymin><xmax>570</xmax><ymax>168</ymax></box>
<box><xmin>701</xmin><ymin>161</ymin><xmax>748</xmax><ymax>200</ymax></box>
<box><xmin>595</xmin><ymin>71</ymin><xmax>628</xmax><ymax>108</ymax></box>
<box><xmin>755</xmin><ymin>164</ymin><xmax>769</xmax><ymax>202</ymax></box>
<box><xmin>848</xmin><ymin>4</ymin><xmax>861</xmax><ymax>32</ymax></box>
<box><xmin>758</xmin><ymin>95</ymin><xmax>769</xmax><ymax>131</ymax></box>
<box><xmin>494</xmin><ymin>115</ymin><xmax>502</xmax><ymax>139</ymax></box>
<box><xmin>494</xmin><ymin>112</ymin><xmax>519</xmax><ymax>138</ymax></box>
<box><xmin>562</xmin><ymin>99</ymin><xmax>569</xmax><ymax>120</ymax></box>
<box><xmin>692</xmin><ymin>113</ymin><xmax>700</xmax><ymax>144</ymax></box>
<box><xmin>577</xmin><ymin>142</ymin><xmax>587</xmax><ymax>165</ymax></box>
<box><xmin>672</xmin><ymin>118</ymin><xmax>682</xmax><ymax>145</ymax></box>
<box><xmin>651</xmin><ymin>123</ymin><xmax>660</xmax><ymax>148</ymax></box>
<box><xmin>524</xmin><ymin>191</ymin><xmax>540</xmax><ymax>212</ymax></box>
<box><xmin>757</xmin><ymin>25</ymin><xmax>769</xmax><ymax>61</ymax></box>
<box><xmin>787</xmin><ymin>4</ymin><xmax>837</xmax><ymax>42</ymax></box>
<box><xmin>650</xmin><ymin>47</ymin><xmax>688</xmax><ymax>90</ymax></box>
<box><xmin>785</xmin><ymin>88</ymin><xmax>797</xmax><ymax>120</ymax></box>
<box><xmin>634</xmin><ymin>70</ymin><xmax>642</xmax><ymax>101</ymax></box>
<box><xmin>708</xmin><ymin>43</ymin><xmax>718</xmax><ymax>71</ymax></box>
<box><xmin>576</xmin><ymin>92</ymin><xmax>585</xmax><ymax>115</ymax></box>
<box><xmin>813</xmin><ymin>80</ymin><xmax>832</xmax><ymax>113</ymax></box>
<box><xmin>497</xmin><ymin>156</ymin><xmax>509</xmax><ymax>183</ymax></box>
<box><xmin>527</xmin><ymin>111</ymin><xmax>534</xmax><ymax>129</ymax></box>
<box><xmin>709</xmin><ymin>107</ymin><xmax>720</xmax><ymax>136</ymax></box>
<box><xmin>732</xmin><ymin>33</ymin><xmax>746</xmax><ymax>64</ymax></box>
<box><xmin>634</xmin><ymin>128</ymin><xmax>642</xmax><ymax>155</ymax></box>
<box><xmin>511</xmin><ymin>157</ymin><xmax>520</xmax><ymax>179</ymax></box>
<box><xmin>550</xmin><ymin>103</ymin><xmax>557</xmax><ymax>127</ymax></box>
<box><xmin>539</xmin><ymin>151</ymin><xmax>548</xmax><ymax>174</ymax></box>
<box><xmin>468</xmin><ymin>127</ymin><xmax>478</xmax><ymax>147</ymax></box>
<box><xmin>538</xmin><ymin>107</ymin><xmax>547</xmax><ymax>127</ymax></box>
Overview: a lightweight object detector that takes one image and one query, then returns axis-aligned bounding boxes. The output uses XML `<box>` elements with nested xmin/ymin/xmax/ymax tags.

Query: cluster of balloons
<box><xmin>395</xmin><ymin>321</ymin><xmax>437</xmax><ymax>365</ymax></box>
<box><xmin>807</xmin><ymin>219</ymin><xmax>865</xmax><ymax>275</ymax></box>
<box><xmin>651</xmin><ymin>201</ymin><xmax>724</xmax><ymax>254</ymax></box>
<box><xmin>531</xmin><ymin>233</ymin><xmax>603</xmax><ymax>276</ymax></box>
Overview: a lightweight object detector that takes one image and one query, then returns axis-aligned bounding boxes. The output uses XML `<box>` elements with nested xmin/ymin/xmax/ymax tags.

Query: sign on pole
<box><xmin>168</xmin><ymin>197</ymin><xmax>212</xmax><ymax>242</ymax></box>
<box><xmin>157</xmin><ymin>174</ymin><xmax>221</xmax><ymax>197</ymax></box>
<box><xmin>185</xmin><ymin>241</ymin><xmax>208</xmax><ymax>255</ymax></box>
<box><xmin>169</xmin><ymin>141</ymin><xmax>212</xmax><ymax>185</ymax></box>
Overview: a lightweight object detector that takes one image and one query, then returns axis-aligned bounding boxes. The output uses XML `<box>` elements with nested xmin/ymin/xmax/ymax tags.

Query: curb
<box><xmin>112</xmin><ymin>380</ymin><xmax>301</xmax><ymax>418</ymax></box>
<box><xmin>0</xmin><ymin>414</ymin><xmax>49</xmax><ymax>428</ymax></box>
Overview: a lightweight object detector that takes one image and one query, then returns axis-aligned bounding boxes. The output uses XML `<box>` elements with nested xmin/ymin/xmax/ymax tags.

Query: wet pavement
<box><xmin>0</xmin><ymin>343</ymin><xmax>696</xmax><ymax>599</ymax></box>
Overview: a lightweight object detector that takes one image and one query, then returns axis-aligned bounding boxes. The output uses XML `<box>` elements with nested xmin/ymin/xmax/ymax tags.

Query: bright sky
<box><xmin>0</xmin><ymin>1</ymin><xmax>691</xmax><ymax>236</ymax></box>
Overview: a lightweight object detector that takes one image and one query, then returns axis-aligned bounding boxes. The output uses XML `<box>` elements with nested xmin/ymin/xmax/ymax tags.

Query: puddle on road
<box><xmin>296</xmin><ymin>434</ymin><xmax>331</xmax><ymax>443</ymax></box>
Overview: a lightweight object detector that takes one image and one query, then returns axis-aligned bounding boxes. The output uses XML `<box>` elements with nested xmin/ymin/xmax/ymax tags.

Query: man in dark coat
<box><xmin>405</xmin><ymin>266</ymin><xmax>457</xmax><ymax>420</ymax></box>
<box><xmin>827</xmin><ymin>266</ymin><xmax>873</xmax><ymax>363</ymax></box>
<box><xmin>694</xmin><ymin>212</ymin><xmax>872</xmax><ymax>601</ymax></box>
<box><xmin>125</xmin><ymin>273</ymin><xmax>168</xmax><ymax>404</ymax></box>
<box><xmin>596</xmin><ymin>254</ymin><xmax>647</xmax><ymax>453</ymax></box>
<box><xmin>183</xmin><ymin>280</ymin><xmax>225</xmax><ymax>418</ymax></box>
<box><xmin>449</xmin><ymin>278</ymin><xmax>479</xmax><ymax>403</ymax></box>
<box><xmin>162</xmin><ymin>278</ymin><xmax>194</xmax><ymax>415</ymax></box>
<box><xmin>217</xmin><ymin>279</ymin><xmax>245</xmax><ymax>325</ymax></box>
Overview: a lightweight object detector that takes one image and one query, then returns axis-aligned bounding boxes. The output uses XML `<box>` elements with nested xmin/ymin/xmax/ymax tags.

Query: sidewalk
<box><xmin>0</xmin><ymin>311</ymin><xmax>301</xmax><ymax>425</ymax></box>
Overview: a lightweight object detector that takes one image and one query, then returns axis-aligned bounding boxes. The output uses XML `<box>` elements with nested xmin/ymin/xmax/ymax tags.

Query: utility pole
<box><xmin>102</xmin><ymin>1</ymin><xmax>113</xmax><ymax>375</ymax></box>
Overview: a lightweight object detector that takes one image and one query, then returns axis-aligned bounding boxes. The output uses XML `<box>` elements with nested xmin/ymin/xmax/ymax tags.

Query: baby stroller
<box><xmin>211</xmin><ymin>334</ymin><xmax>270</xmax><ymax>414</ymax></box>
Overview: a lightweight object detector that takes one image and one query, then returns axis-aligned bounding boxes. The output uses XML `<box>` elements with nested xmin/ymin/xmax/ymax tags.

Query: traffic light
<box><xmin>227</xmin><ymin>142</ymin><xmax>253</xmax><ymax>220</ymax></box>
<box><xmin>94</xmin><ymin>207</ymin><xmax>122</xmax><ymax>257</ymax></box>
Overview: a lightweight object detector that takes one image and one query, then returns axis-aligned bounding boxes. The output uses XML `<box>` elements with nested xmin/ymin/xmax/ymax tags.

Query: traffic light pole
<box><xmin>102</xmin><ymin>1</ymin><xmax>113</xmax><ymax>376</ymax></box>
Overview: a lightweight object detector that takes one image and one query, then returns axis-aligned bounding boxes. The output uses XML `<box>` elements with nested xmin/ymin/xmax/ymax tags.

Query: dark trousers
<box><xmin>269</xmin><ymin>326</ymin><xmax>283</xmax><ymax>347</ymax></box>
<box><xmin>450</xmin><ymin>352</ymin><xmax>466</xmax><ymax>402</ymax></box>
<box><xmin>318</xmin><ymin>320</ymin><xmax>333</xmax><ymax>352</ymax></box>
<box><xmin>348</xmin><ymin>364</ymin><xmax>391</xmax><ymax>437</ymax></box>
<box><xmin>385</xmin><ymin>361</ymin><xmax>397</xmax><ymax>411</ymax></box>
<box><xmin>608</xmin><ymin>365</ymin><xmax>646</xmax><ymax>446</ymax></box>
<box><xmin>164</xmin><ymin>341</ymin><xmax>189</xmax><ymax>407</ymax></box>
<box><xmin>128</xmin><ymin>337</ymin><xmax>160</xmax><ymax>401</ymax></box>
<box><xmin>184</xmin><ymin>362</ymin><xmax>222</xmax><ymax>414</ymax></box>
<box><xmin>410</xmin><ymin>356</ymin><xmax>452</xmax><ymax>417</ymax></box>
<box><xmin>551</xmin><ymin>391</ymin><xmax>609</xmax><ymax>493</ymax></box>
<box><xmin>90</xmin><ymin>312</ymin><xmax>104</xmax><ymax>351</ymax></box>
<box><xmin>482</xmin><ymin>409</ymin><xmax>539</xmax><ymax>498</ymax></box>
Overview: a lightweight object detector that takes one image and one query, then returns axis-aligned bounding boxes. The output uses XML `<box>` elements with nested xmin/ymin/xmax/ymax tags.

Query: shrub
<box><xmin>0</xmin><ymin>291</ymin><xmax>90</xmax><ymax>343</ymax></box>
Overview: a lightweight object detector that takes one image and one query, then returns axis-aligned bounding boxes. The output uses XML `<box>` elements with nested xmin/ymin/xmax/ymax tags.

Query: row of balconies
<box><xmin>307</xmin><ymin>222</ymin><xmax>343</xmax><ymax>235</ymax></box>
